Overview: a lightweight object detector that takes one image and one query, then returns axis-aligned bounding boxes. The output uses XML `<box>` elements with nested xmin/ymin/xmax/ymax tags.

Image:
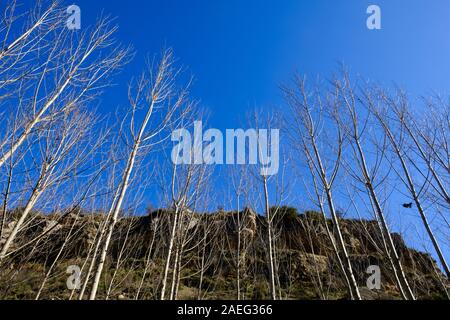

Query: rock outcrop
<box><xmin>0</xmin><ymin>208</ymin><xmax>447</xmax><ymax>300</ymax></box>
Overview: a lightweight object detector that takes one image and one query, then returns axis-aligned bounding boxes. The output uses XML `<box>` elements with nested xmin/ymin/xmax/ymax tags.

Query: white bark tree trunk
<box><xmin>89</xmin><ymin>137</ymin><xmax>141</xmax><ymax>300</ymax></box>
<box><xmin>263</xmin><ymin>176</ymin><xmax>277</xmax><ymax>300</ymax></box>
<box><xmin>161</xmin><ymin>205</ymin><xmax>180</xmax><ymax>300</ymax></box>
<box><xmin>0</xmin><ymin>165</ymin><xmax>49</xmax><ymax>261</ymax></box>
<box><xmin>354</xmin><ymin>138</ymin><xmax>416</xmax><ymax>300</ymax></box>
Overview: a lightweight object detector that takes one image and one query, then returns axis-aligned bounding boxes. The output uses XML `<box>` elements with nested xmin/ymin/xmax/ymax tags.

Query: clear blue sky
<box><xmin>76</xmin><ymin>0</ymin><xmax>450</xmax><ymax>129</ymax></box>
<box><xmin>73</xmin><ymin>0</ymin><xmax>449</xmax><ymax>265</ymax></box>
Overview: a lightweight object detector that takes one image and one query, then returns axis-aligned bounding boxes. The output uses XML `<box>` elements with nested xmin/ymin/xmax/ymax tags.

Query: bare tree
<box><xmin>226</xmin><ymin>165</ymin><xmax>253</xmax><ymax>300</ymax></box>
<box><xmin>242</xmin><ymin>111</ymin><xmax>286</xmax><ymax>300</ymax></box>
<box><xmin>89</xmin><ymin>49</ymin><xmax>189</xmax><ymax>300</ymax></box>
<box><xmin>389</xmin><ymin>93</ymin><xmax>449</xmax><ymax>210</ymax></box>
<box><xmin>160</xmin><ymin>139</ymin><xmax>210</xmax><ymax>300</ymax></box>
<box><xmin>0</xmin><ymin>108</ymin><xmax>99</xmax><ymax>262</ymax></box>
<box><xmin>134</xmin><ymin>208</ymin><xmax>163</xmax><ymax>300</ymax></box>
<box><xmin>0</xmin><ymin>1</ymin><xmax>128</xmax><ymax>169</ymax></box>
<box><xmin>0</xmin><ymin>1</ymin><xmax>59</xmax><ymax>89</ymax></box>
<box><xmin>334</xmin><ymin>73</ymin><xmax>415</xmax><ymax>300</ymax></box>
<box><xmin>195</xmin><ymin>213</ymin><xmax>222</xmax><ymax>300</ymax></box>
<box><xmin>283</xmin><ymin>77</ymin><xmax>362</xmax><ymax>300</ymax></box>
<box><xmin>365</xmin><ymin>89</ymin><xmax>450</xmax><ymax>278</ymax></box>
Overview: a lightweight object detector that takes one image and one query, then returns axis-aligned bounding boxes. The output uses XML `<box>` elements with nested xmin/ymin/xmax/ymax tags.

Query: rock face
<box><xmin>0</xmin><ymin>221</ymin><xmax>16</xmax><ymax>246</ymax></box>
<box><xmin>0</xmin><ymin>208</ymin><xmax>447</xmax><ymax>300</ymax></box>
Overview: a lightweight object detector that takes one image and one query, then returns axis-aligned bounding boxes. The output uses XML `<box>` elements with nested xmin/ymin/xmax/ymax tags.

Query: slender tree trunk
<box><xmin>161</xmin><ymin>206</ymin><xmax>180</xmax><ymax>300</ymax></box>
<box><xmin>309</xmin><ymin>141</ymin><xmax>362</xmax><ymax>300</ymax></box>
<box><xmin>169</xmin><ymin>239</ymin><xmax>181</xmax><ymax>300</ymax></box>
<box><xmin>106</xmin><ymin>221</ymin><xmax>134</xmax><ymax>299</ymax></box>
<box><xmin>173</xmin><ymin>249</ymin><xmax>183</xmax><ymax>300</ymax></box>
<box><xmin>89</xmin><ymin>142</ymin><xmax>138</xmax><ymax>300</ymax></box>
<box><xmin>324</xmin><ymin>188</ymin><xmax>361</xmax><ymax>300</ymax></box>
<box><xmin>0</xmin><ymin>157</ymin><xmax>13</xmax><ymax>242</ymax></box>
<box><xmin>236</xmin><ymin>208</ymin><xmax>241</xmax><ymax>300</ymax></box>
<box><xmin>263</xmin><ymin>177</ymin><xmax>277</xmax><ymax>300</ymax></box>
<box><xmin>0</xmin><ymin>167</ymin><xmax>48</xmax><ymax>261</ymax></box>
<box><xmin>354</xmin><ymin>139</ymin><xmax>416</xmax><ymax>300</ymax></box>
<box><xmin>197</xmin><ymin>234</ymin><xmax>206</xmax><ymax>300</ymax></box>
<box><xmin>314</xmin><ymin>186</ymin><xmax>356</xmax><ymax>299</ymax></box>
<box><xmin>78</xmin><ymin>216</ymin><xmax>110</xmax><ymax>300</ymax></box>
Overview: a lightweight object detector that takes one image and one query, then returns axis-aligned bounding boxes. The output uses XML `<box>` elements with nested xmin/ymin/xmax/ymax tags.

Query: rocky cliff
<box><xmin>0</xmin><ymin>207</ymin><xmax>448</xmax><ymax>300</ymax></box>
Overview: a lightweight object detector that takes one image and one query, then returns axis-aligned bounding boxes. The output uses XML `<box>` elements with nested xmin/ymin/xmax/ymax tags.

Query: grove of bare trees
<box><xmin>0</xmin><ymin>1</ymin><xmax>448</xmax><ymax>301</ymax></box>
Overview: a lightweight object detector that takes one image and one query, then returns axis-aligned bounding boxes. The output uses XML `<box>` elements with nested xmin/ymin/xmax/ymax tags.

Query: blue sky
<box><xmin>69</xmin><ymin>0</ymin><xmax>449</xmax><ymax>265</ymax></box>
<box><xmin>76</xmin><ymin>0</ymin><xmax>450</xmax><ymax>128</ymax></box>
